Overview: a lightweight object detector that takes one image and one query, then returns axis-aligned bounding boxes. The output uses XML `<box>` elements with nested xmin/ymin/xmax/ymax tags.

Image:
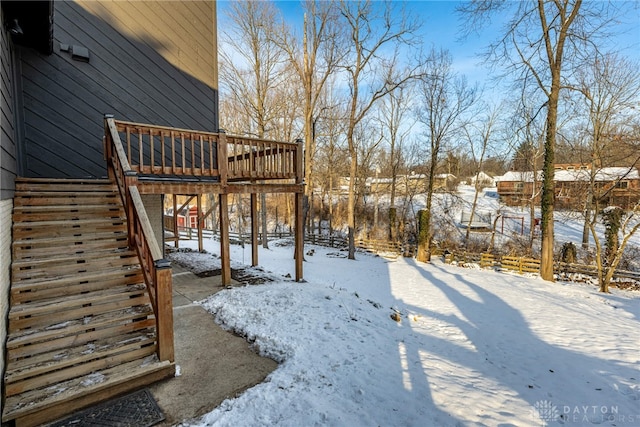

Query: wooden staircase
<box><xmin>3</xmin><ymin>178</ymin><xmax>174</xmax><ymax>427</ymax></box>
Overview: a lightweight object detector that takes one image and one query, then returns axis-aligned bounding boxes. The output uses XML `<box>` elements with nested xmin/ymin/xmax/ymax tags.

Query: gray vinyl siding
<box><xmin>19</xmin><ymin>0</ymin><xmax>218</xmax><ymax>178</ymax></box>
<box><xmin>1</xmin><ymin>5</ymin><xmax>18</xmax><ymax>199</ymax></box>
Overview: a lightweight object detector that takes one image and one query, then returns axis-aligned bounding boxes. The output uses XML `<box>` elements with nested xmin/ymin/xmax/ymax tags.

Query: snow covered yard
<box><xmin>174</xmin><ymin>240</ymin><xmax>639</xmax><ymax>427</ymax></box>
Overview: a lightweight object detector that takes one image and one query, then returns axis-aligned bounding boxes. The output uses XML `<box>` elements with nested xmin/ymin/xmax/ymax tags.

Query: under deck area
<box><xmin>104</xmin><ymin>116</ymin><xmax>306</xmax><ymax>283</ymax></box>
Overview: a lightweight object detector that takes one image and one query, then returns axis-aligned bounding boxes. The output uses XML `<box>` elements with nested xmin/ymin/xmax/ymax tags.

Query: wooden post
<box><xmin>197</xmin><ymin>194</ymin><xmax>203</xmax><ymax>251</ymax></box>
<box><xmin>172</xmin><ymin>195</ymin><xmax>178</xmax><ymax>248</ymax></box>
<box><xmin>154</xmin><ymin>259</ymin><xmax>174</xmax><ymax>363</ymax></box>
<box><xmin>104</xmin><ymin>114</ymin><xmax>115</xmax><ymax>181</ymax></box>
<box><xmin>219</xmin><ymin>193</ymin><xmax>231</xmax><ymax>285</ymax></box>
<box><xmin>218</xmin><ymin>130</ymin><xmax>228</xmax><ymax>186</ymax></box>
<box><xmin>295</xmin><ymin>138</ymin><xmax>304</xmax><ymax>281</ymax></box>
<box><xmin>251</xmin><ymin>193</ymin><xmax>258</xmax><ymax>266</ymax></box>
<box><xmin>124</xmin><ymin>172</ymin><xmax>138</xmax><ymax>247</ymax></box>
<box><xmin>295</xmin><ymin>192</ymin><xmax>303</xmax><ymax>281</ymax></box>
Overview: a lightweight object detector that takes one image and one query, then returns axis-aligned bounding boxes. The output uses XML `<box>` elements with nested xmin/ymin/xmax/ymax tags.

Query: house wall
<box><xmin>0</xmin><ymin>199</ymin><xmax>12</xmax><ymax>402</ymax></box>
<box><xmin>1</xmin><ymin>3</ymin><xmax>19</xmax><ymax>403</ymax></box>
<box><xmin>17</xmin><ymin>0</ymin><xmax>218</xmax><ymax>178</ymax></box>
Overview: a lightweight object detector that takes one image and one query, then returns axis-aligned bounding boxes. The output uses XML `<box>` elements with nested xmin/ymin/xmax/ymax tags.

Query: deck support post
<box><xmin>197</xmin><ymin>194</ymin><xmax>203</xmax><ymax>251</ymax></box>
<box><xmin>219</xmin><ymin>193</ymin><xmax>231</xmax><ymax>285</ymax></box>
<box><xmin>154</xmin><ymin>259</ymin><xmax>175</xmax><ymax>362</ymax></box>
<box><xmin>295</xmin><ymin>192</ymin><xmax>304</xmax><ymax>281</ymax></box>
<box><xmin>172</xmin><ymin>195</ymin><xmax>178</xmax><ymax>247</ymax></box>
<box><xmin>251</xmin><ymin>193</ymin><xmax>258</xmax><ymax>266</ymax></box>
<box><xmin>295</xmin><ymin>138</ymin><xmax>304</xmax><ymax>282</ymax></box>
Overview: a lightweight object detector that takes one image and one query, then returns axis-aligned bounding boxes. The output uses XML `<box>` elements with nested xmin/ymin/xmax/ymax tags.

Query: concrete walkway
<box><xmin>149</xmin><ymin>265</ymin><xmax>277</xmax><ymax>426</ymax></box>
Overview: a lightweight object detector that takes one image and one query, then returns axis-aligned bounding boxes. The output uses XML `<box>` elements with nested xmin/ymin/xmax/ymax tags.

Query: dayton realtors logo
<box><xmin>532</xmin><ymin>400</ymin><xmax>559</xmax><ymax>425</ymax></box>
<box><xmin>532</xmin><ymin>401</ymin><xmax>637</xmax><ymax>425</ymax></box>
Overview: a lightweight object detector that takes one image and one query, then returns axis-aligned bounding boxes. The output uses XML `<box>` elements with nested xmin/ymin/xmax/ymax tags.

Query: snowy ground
<box><xmin>172</xmin><ymin>237</ymin><xmax>640</xmax><ymax>427</ymax></box>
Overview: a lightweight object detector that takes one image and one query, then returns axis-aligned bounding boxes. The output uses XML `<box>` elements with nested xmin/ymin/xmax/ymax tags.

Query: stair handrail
<box><xmin>104</xmin><ymin>114</ymin><xmax>174</xmax><ymax>363</ymax></box>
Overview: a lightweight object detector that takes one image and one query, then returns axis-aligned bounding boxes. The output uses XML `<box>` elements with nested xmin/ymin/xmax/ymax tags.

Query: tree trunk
<box><xmin>347</xmin><ymin>154</ymin><xmax>357</xmax><ymax>260</ymax></box>
<box><xmin>416</xmin><ymin>209</ymin><xmax>431</xmax><ymax>262</ymax></box>
<box><xmin>540</xmin><ymin>86</ymin><xmax>560</xmax><ymax>281</ymax></box>
<box><xmin>389</xmin><ymin>207</ymin><xmax>397</xmax><ymax>241</ymax></box>
<box><xmin>582</xmin><ymin>202</ymin><xmax>591</xmax><ymax>249</ymax></box>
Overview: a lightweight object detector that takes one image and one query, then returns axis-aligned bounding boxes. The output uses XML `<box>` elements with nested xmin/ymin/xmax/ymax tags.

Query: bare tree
<box><xmin>377</xmin><ymin>81</ymin><xmax>416</xmax><ymax>241</ymax></box>
<box><xmin>220</xmin><ymin>0</ymin><xmax>289</xmax><ymax>251</ymax></box>
<box><xmin>574</xmin><ymin>52</ymin><xmax>640</xmax><ymax>248</ymax></box>
<box><xmin>459</xmin><ymin>0</ymin><xmax>627</xmax><ymax>281</ymax></box>
<box><xmin>588</xmin><ymin>202</ymin><xmax>640</xmax><ymax>293</ymax></box>
<box><xmin>463</xmin><ymin>102</ymin><xmax>502</xmax><ymax>242</ymax></box>
<box><xmin>510</xmin><ymin>92</ymin><xmax>546</xmax><ymax>249</ymax></box>
<box><xmin>275</xmin><ymin>0</ymin><xmax>344</xmax><ymax>236</ymax></box>
<box><xmin>337</xmin><ymin>0</ymin><xmax>421</xmax><ymax>260</ymax></box>
<box><xmin>415</xmin><ymin>47</ymin><xmax>478</xmax><ymax>262</ymax></box>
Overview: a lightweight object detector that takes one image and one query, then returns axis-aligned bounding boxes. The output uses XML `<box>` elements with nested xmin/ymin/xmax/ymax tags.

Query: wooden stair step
<box><xmin>10</xmin><ymin>275</ymin><xmax>145</xmax><ymax>307</ymax></box>
<box><xmin>9</xmin><ymin>281</ymin><xmax>147</xmax><ymax>320</ymax></box>
<box><xmin>5</xmin><ymin>329</ymin><xmax>156</xmax><ymax>382</ymax></box>
<box><xmin>13</xmin><ymin>205</ymin><xmax>124</xmax><ymax>222</ymax></box>
<box><xmin>9</xmin><ymin>294</ymin><xmax>151</xmax><ymax>333</ymax></box>
<box><xmin>13</xmin><ymin>194</ymin><xmax>120</xmax><ymax>207</ymax></box>
<box><xmin>11</xmin><ymin>251</ymin><xmax>139</xmax><ymax>282</ymax></box>
<box><xmin>13</xmin><ymin>219</ymin><xmax>126</xmax><ymax>240</ymax></box>
<box><xmin>12</xmin><ymin>247</ymin><xmax>135</xmax><ymax>268</ymax></box>
<box><xmin>15</xmin><ymin>181</ymin><xmax>116</xmax><ymax>193</ymax></box>
<box><xmin>5</xmin><ymin>333</ymin><xmax>157</xmax><ymax>397</ymax></box>
<box><xmin>13</xmin><ymin>203</ymin><xmax>122</xmax><ymax>212</ymax></box>
<box><xmin>2</xmin><ymin>358</ymin><xmax>174</xmax><ymax>426</ymax></box>
<box><xmin>13</xmin><ymin>237</ymin><xmax>130</xmax><ymax>260</ymax></box>
<box><xmin>13</xmin><ymin>230</ymin><xmax>128</xmax><ymax>245</ymax></box>
<box><xmin>10</xmin><ymin>266</ymin><xmax>143</xmax><ymax>300</ymax></box>
<box><xmin>13</xmin><ymin>230</ymin><xmax>128</xmax><ymax>249</ymax></box>
<box><xmin>6</xmin><ymin>305</ymin><xmax>155</xmax><ymax>355</ymax></box>
<box><xmin>11</xmin><ymin>256</ymin><xmax>140</xmax><ymax>283</ymax></box>
<box><xmin>15</xmin><ymin>177</ymin><xmax>112</xmax><ymax>185</ymax></box>
<box><xmin>13</xmin><ymin>217</ymin><xmax>126</xmax><ymax>229</ymax></box>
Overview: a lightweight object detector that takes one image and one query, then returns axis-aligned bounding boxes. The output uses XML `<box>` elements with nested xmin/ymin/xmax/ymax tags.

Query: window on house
<box><xmin>615</xmin><ymin>181</ymin><xmax>628</xmax><ymax>189</ymax></box>
<box><xmin>515</xmin><ymin>182</ymin><xmax>524</xmax><ymax>191</ymax></box>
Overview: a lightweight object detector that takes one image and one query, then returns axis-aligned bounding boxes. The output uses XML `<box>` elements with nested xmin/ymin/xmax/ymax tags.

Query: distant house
<box><xmin>469</xmin><ymin>171</ymin><xmax>495</xmax><ymax>188</ymax></box>
<box><xmin>367</xmin><ymin>173</ymin><xmax>457</xmax><ymax>195</ymax></box>
<box><xmin>496</xmin><ymin>164</ymin><xmax>640</xmax><ymax>209</ymax></box>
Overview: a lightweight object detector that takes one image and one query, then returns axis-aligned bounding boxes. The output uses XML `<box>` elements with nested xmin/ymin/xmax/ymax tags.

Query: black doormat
<box><xmin>48</xmin><ymin>388</ymin><xmax>165</xmax><ymax>427</ymax></box>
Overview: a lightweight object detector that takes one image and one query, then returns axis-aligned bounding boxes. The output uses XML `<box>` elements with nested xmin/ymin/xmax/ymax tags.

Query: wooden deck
<box><xmin>104</xmin><ymin>116</ymin><xmax>305</xmax><ymax>282</ymax></box>
<box><xmin>3</xmin><ymin>117</ymin><xmax>305</xmax><ymax>425</ymax></box>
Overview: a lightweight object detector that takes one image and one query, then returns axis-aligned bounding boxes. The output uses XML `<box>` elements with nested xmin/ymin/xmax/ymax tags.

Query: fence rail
<box><xmin>445</xmin><ymin>249</ymin><xmax>640</xmax><ymax>282</ymax></box>
<box><xmin>169</xmin><ymin>224</ymin><xmax>640</xmax><ymax>284</ymax></box>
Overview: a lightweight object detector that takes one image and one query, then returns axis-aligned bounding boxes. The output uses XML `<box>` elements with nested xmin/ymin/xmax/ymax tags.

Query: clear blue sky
<box><xmin>220</xmin><ymin>0</ymin><xmax>640</xmax><ymax>95</ymax></box>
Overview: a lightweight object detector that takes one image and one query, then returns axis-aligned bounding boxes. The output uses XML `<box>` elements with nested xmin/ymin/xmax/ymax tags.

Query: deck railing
<box><xmin>110</xmin><ymin>119</ymin><xmax>302</xmax><ymax>182</ymax></box>
<box><xmin>115</xmin><ymin>120</ymin><xmax>220</xmax><ymax>177</ymax></box>
<box><xmin>104</xmin><ymin>116</ymin><xmax>175</xmax><ymax>363</ymax></box>
<box><xmin>226</xmin><ymin>135</ymin><xmax>298</xmax><ymax>180</ymax></box>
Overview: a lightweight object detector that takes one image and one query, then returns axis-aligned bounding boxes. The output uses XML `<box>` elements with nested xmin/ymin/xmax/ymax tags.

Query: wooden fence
<box><xmin>169</xmin><ymin>225</ymin><xmax>640</xmax><ymax>284</ymax></box>
<box><xmin>444</xmin><ymin>249</ymin><xmax>640</xmax><ymax>282</ymax></box>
